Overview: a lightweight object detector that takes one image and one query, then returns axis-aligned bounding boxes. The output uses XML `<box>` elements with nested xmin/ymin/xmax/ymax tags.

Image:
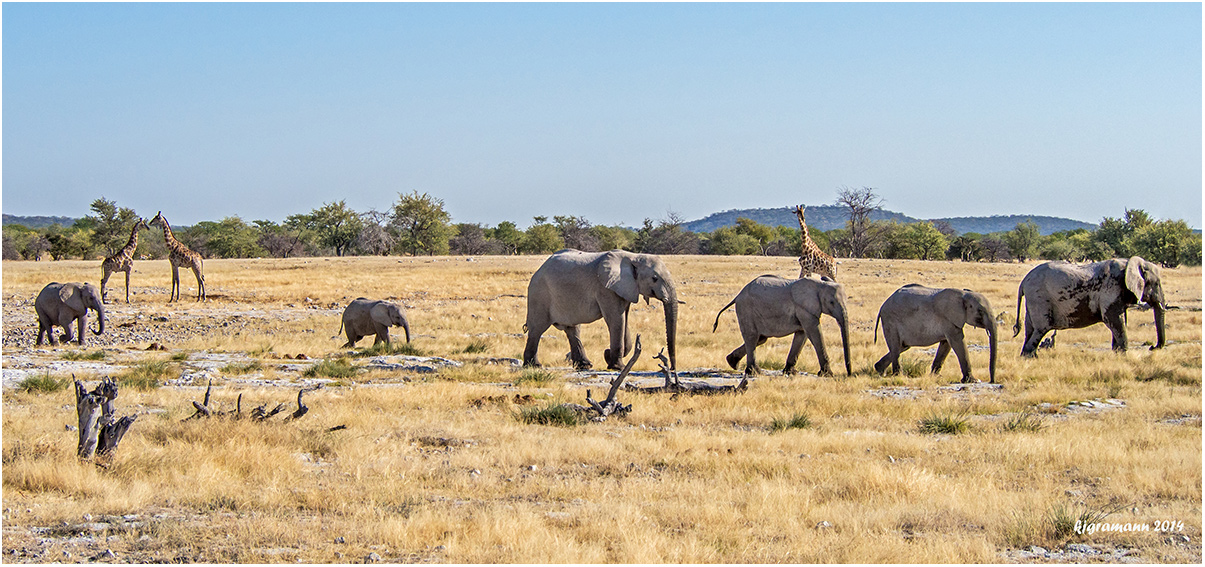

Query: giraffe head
<box><xmin>149</xmin><ymin>211</ymin><xmax>167</xmax><ymax>230</ymax></box>
<box><xmin>134</xmin><ymin>217</ymin><xmax>149</xmax><ymax>232</ymax></box>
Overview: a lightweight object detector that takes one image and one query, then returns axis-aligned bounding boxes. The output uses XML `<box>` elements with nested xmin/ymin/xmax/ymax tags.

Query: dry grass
<box><xmin>2</xmin><ymin>255</ymin><xmax>1200</xmax><ymax>562</ymax></box>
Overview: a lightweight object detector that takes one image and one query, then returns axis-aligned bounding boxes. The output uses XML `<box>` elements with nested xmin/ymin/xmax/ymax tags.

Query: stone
<box><xmin>364</xmin><ymin>552</ymin><xmax>381</xmax><ymax>563</ymax></box>
<box><xmin>1027</xmin><ymin>546</ymin><xmax>1047</xmax><ymax>554</ymax></box>
<box><xmin>816</xmin><ymin>521</ymin><xmax>832</xmax><ymax>529</ymax></box>
<box><xmin>1065</xmin><ymin>543</ymin><xmax>1096</xmax><ymax>554</ymax></box>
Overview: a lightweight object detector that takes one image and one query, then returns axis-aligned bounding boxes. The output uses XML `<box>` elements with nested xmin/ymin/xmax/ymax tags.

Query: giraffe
<box><xmin>100</xmin><ymin>217</ymin><xmax>149</xmax><ymax>304</ymax></box>
<box><xmin>793</xmin><ymin>204</ymin><xmax>837</xmax><ymax>280</ymax></box>
<box><xmin>149</xmin><ymin>211</ymin><xmax>206</xmax><ymax>302</ymax></box>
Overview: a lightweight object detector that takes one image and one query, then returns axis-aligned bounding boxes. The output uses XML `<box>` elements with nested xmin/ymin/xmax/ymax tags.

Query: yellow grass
<box><xmin>2</xmin><ymin>255</ymin><xmax>1200</xmax><ymax>562</ymax></box>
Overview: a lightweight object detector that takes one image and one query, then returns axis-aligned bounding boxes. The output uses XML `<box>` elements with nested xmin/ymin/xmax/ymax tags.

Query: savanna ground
<box><xmin>1</xmin><ymin>255</ymin><xmax>1200</xmax><ymax>563</ymax></box>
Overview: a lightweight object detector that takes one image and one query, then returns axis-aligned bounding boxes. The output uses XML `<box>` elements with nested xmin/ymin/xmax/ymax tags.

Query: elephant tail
<box><xmin>874</xmin><ymin>313</ymin><xmax>881</xmax><ymax>344</ymax></box>
<box><xmin>338</xmin><ymin>319</ymin><xmax>344</xmax><ymax>336</ymax></box>
<box><xmin>712</xmin><ymin>298</ymin><xmax>737</xmax><ymax>332</ymax></box>
<box><xmin>1013</xmin><ymin>285</ymin><xmax>1024</xmax><ymax>338</ymax></box>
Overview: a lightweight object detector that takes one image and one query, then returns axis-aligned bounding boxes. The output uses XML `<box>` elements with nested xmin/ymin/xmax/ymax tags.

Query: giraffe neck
<box><xmin>159</xmin><ymin>220</ymin><xmax>178</xmax><ymax>246</ymax></box>
<box><xmin>796</xmin><ymin>208</ymin><xmax>811</xmax><ymax>241</ymax></box>
<box><xmin>120</xmin><ymin>226</ymin><xmax>140</xmax><ymax>255</ymax></box>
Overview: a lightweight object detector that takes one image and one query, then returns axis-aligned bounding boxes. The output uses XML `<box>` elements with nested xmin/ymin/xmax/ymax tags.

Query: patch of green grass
<box><xmin>918</xmin><ymin>410</ymin><xmax>971</xmax><ymax>435</ymax></box>
<box><xmin>118</xmin><ymin>361</ymin><xmax>173</xmax><ymax>391</ymax></box>
<box><xmin>514</xmin><ymin>368</ymin><xmax>557</xmax><ymax>387</ymax></box>
<box><xmin>1000</xmin><ymin>412</ymin><xmax>1045</xmax><ymax>433</ymax></box>
<box><xmin>17</xmin><ymin>372</ymin><xmax>69</xmax><ymax>394</ymax></box>
<box><xmin>304</xmin><ymin>358</ymin><xmax>359</xmax><ymax>379</ymax></box>
<box><xmin>170</xmin><ymin>352</ymin><xmax>190</xmax><ymax>361</ymax></box>
<box><xmin>899</xmin><ymin>357</ymin><xmax>928</xmax><ymax>378</ymax></box>
<box><xmin>220</xmin><ymin>360</ymin><xmax>264</xmax><ymax>375</ymax></box>
<box><xmin>60</xmin><ymin>350</ymin><xmax>105</xmax><ymax>361</ymax></box>
<box><xmin>352</xmin><ymin>341</ymin><xmax>426</xmax><ymax>357</ymax></box>
<box><xmin>768</xmin><ymin>412</ymin><xmax>812</xmax><ymax>433</ymax></box>
<box><xmin>1044</xmin><ymin>502</ymin><xmax>1125</xmax><ymax>544</ymax></box>
<box><xmin>462</xmin><ymin>339</ymin><xmax>490</xmax><ymax>354</ymax></box>
<box><xmin>517</xmin><ymin>404</ymin><xmax>580</xmax><ymax>427</ymax></box>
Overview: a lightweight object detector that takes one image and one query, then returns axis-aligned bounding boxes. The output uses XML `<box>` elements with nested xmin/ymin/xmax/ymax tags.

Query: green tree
<box><xmin>188</xmin><ymin>217</ymin><xmax>265</xmax><ymax>258</ymax></box>
<box><xmin>390</xmin><ymin>192</ymin><xmax>452</xmax><ymax>256</ymax></box>
<box><xmin>902</xmin><ymin>222</ymin><xmax>949</xmax><ymax>260</ymax></box>
<box><xmin>520</xmin><ymin>218</ymin><xmax>565</xmax><ymax>254</ymax></box>
<box><xmin>488</xmin><ymin>221</ymin><xmax>524</xmax><ymax>255</ymax></box>
<box><xmin>589</xmin><ymin>225</ymin><xmax>636</xmax><ymax>251</ymax></box>
<box><xmin>734</xmin><ymin>218</ymin><xmax>776</xmax><ymax>255</ymax></box>
<box><xmin>947</xmin><ymin>234</ymin><xmax>983</xmax><ymax>262</ymax></box>
<box><xmin>83</xmin><ymin>197</ymin><xmax>140</xmax><ymax>256</ymax></box>
<box><xmin>553</xmin><ymin>215</ymin><xmax>600</xmax><ymax>251</ymax></box>
<box><xmin>1130</xmin><ymin>219</ymin><xmax>1194</xmax><ymax>268</ymax></box>
<box><xmin>706</xmin><ymin>226</ymin><xmax>760</xmax><ymax>255</ymax></box>
<box><xmin>293</xmin><ymin>201</ymin><xmax>364</xmax><ymax>256</ymax></box>
<box><xmin>1003</xmin><ymin>221</ymin><xmax>1041</xmax><ymax>262</ymax></box>
<box><xmin>633</xmin><ymin>213</ymin><xmax>699</xmax><ymax>255</ymax></box>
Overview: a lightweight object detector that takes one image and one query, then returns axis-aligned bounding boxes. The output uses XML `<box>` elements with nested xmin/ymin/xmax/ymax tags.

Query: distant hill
<box><xmin>683</xmin><ymin>206</ymin><xmax>1095</xmax><ymax>236</ymax></box>
<box><xmin>930</xmin><ymin>215</ymin><xmax>1096</xmax><ymax>236</ymax></box>
<box><xmin>2</xmin><ymin>214</ymin><xmax>79</xmax><ymax>229</ymax></box>
<box><xmin>683</xmin><ymin>205</ymin><xmax>915</xmax><ymax>233</ymax></box>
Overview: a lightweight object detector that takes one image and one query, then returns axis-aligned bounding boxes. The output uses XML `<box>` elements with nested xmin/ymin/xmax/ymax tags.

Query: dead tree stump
<box><xmin>74</xmin><ymin>377</ymin><xmax>136</xmax><ymax>459</ymax></box>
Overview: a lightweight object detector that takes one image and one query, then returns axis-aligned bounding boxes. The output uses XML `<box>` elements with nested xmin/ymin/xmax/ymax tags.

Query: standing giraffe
<box><xmin>149</xmin><ymin>211</ymin><xmax>206</xmax><ymax>302</ymax></box>
<box><xmin>100</xmin><ymin>217</ymin><xmax>149</xmax><ymax>304</ymax></box>
<box><xmin>793</xmin><ymin>204</ymin><xmax>837</xmax><ymax>280</ymax></box>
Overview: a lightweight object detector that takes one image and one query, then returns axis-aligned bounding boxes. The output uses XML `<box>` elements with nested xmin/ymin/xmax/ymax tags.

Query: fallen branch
<box><xmin>584</xmin><ymin>335</ymin><xmax>641</xmax><ymax>418</ymax></box>
<box><xmin>184</xmin><ymin>381</ymin><xmax>322</xmax><ymax>422</ymax></box>
<box><xmin>625</xmin><ymin>348</ymin><xmax>749</xmax><ymax>396</ymax></box>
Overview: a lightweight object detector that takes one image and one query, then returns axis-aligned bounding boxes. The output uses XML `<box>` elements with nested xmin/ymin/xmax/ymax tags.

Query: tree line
<box><xmin>3</xmin><ymin>188</ymin><xmax>1200</xmax><ymax>268</ymax></box>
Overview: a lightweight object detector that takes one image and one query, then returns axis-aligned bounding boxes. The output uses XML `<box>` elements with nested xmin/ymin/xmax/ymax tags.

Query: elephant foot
<box><xmin>725</xmin><ymin>352</ymin><xmax>742</xmax><ymax>370</ymax></box>
<box><xmin>782</xmin><ymin>367</ymin><xmax>796</xmax><ymax>376</ymax></box>
<box><xmin>817</xmin><ymin>368</ymin><xmax>833</xmax><ymax>378</ymax></box>
<box><xmin>960</xmin><ymin>375</ymin><xmax>978</xmax><ymax>384</ymax></box>
<box><xmin>573</xmin><ymin>358</ymin><xmax>594</xmax><ymax>371</ymax></box>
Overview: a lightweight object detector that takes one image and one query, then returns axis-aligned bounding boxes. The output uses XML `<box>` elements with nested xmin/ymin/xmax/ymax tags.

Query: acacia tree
<box><xmin>84</xmin><ymin>197</ymin><xmax>140</xmax><ymax>256</ymax></box>
<box><xmin>1004</xmin><ymin>220</ymin><xmax>1041</xmax><ymax>262</ymax></box>
<box><xmin>902</xmin><ymin>221</ymin><xmax>949</xmax><ymax>260</ymax></box>
<box><xmin>297</xmin><ymin>201</ymin><xmax>364</xmax><ymax>257</ymax></box>
<box><xmin>357</xmin><ymin>209</ymin><xmax>395</xmax><ymax>256</ymax></box>
<box><xmin>835</xmin><ymin>186</ymin><xmax>884</xmax><ymax>258</ymax></box>
<box><xmin>389</xmin><ymin>191</ymin><xmax>452</xmax><ymax>256</ymax></box>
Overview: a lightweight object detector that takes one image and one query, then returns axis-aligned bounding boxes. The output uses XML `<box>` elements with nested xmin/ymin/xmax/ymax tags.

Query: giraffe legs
<box><xmin>191</xmin><ymin>265</ymin><xmax>206</xmax><ymax>301</ymax></box>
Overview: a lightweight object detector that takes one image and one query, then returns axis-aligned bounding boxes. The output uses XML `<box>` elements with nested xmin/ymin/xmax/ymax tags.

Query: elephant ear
<box><xmin>58</xmin><ymin>285</ymin><xmax>85</xmax><ymax>311</ymax></box>
<box><xmin>598</xmin><ymin>252</ymin><xmax>640</xmax><ymax>304</ymax></box>
<box><xmin>1124</xmin><ymin>256</ymin><xmax>1146</xmax><ymax>300</ymax></box>
<box><xmin>370</xmin><ymin>303</ymin><xmax>392</xmax><ymax>326</ymax></box>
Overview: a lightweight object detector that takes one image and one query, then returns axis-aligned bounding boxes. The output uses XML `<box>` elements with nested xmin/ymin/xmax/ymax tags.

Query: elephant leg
<box><xmin>945</xmin><ymin>331</ymin><xmax>975</xmax><ymax>383</ymax></box>
<box><xmin>804</xmin><ymin>323</ymin><xmax>832</xmax><ymax>377</ymax></box>
<box><xmin>564</xmin><ymin>325</ymin><xmax>592</xmax><ymax>370</ymax></box>
<box><xmin>743</xmin><ymin>335</ymin><xmax>768</xmax><ymax>375</ymax></box>
<box><xmin>783</xmin><ymin>331</ymin><xmax>809</xmax><ymax>375</ymax></box>
<box><xmin>602</xmin><ymin>306</ymin><xmax>629</xmax><ymax>370</ymax></box>
<box><xmin>1104</xmin><ymin>307</ymin><xmax>1127</xmax><ymax>352</ymax></box>
<box><xmin>931</xmin><ymin>340</ymin><xmax>952</xmax><ymax>374</ymax></box>
<box><xmin>341</xmin><ymin>330</ymin><xmax>359</xmax><ymax>349</ymax></box>
<box><xmin>373</xmin><ymin>323</ymin><xmax>391</xmax><ymax>346</ymax></box>
<box><xmin>37</xmin><ymin>315</ymin><xmax>51</xmax><ymax>345</ymax></box>
<box><xmin>76</xmin><ymin>314</ymin><xmax>87</xmax><ymax>346</ymax></box>
<box><xmin>725</xmin><ymin>344</ymin><xmax>747</xmax><ymax>370</ymax></box>
<box><xmin>58</xmin><ymin>313</ymin><xmax>76</xmax><ymax>345</ymax></box>
<box><xmin>873</xmin><ymin>351</ymin><xmax>893</xmax><ymax>375</ymax></box>
<box><xmin>1020</xmin><ymin>314</ymin><xmax>1046</xmax><ymax>357</ymax></box>
<box><xmin>523</xmin><ymin>317</ymin><xmax>552</xmax><ymax>367</ymax></box>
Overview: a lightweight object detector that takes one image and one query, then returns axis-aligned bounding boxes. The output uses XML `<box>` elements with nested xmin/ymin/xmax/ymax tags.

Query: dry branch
<box><xmin>625</xmin><ymin>348</ymin><xmax>749</xmax><ymax>396</ymax></box>
<box><xmin>185</xmin><ymin>381</ymin><xmax>322</xmax><ymax>422</ymax></box>
<box><xmin>583</xmin><ymin>335</ymin><xmax>641</xmax><ymax>418</ymax></box>
<box><xmin>74</xmin><ymin>376</ymin><xmax>136</xmax><ymax>459</ymax></box>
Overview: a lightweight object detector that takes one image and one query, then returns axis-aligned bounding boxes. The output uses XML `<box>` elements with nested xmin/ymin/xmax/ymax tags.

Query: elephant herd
<box><xmin>520</xmin><ymin>250</ymin><xmax>1168</xmax><ymax>385</ymax></box>
<box><xmin>31</xmin><ymin>249</ymin><xmax>1168</xmax><ymax>387</ymax></box>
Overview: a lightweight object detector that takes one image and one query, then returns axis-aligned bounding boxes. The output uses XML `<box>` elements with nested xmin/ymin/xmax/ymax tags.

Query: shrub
<box><xmin>118</xmin><ymin>361</ymin><xmax>173</xmax><ymax>390</ymax></box>
<box><xmin>353</xmin><ymin>341</ymin><xmax>425</xmax><ymax>357</ymax></box>
<box><xmin>514</xmin><ymin>368</ymin><xmax>557</xmax><ymax>387</ymax></box>
<box><xmin>60</xmin><ymin>350</ymin><xmax>105</xmax><ymax>361</ymax></box>
<box><xmin>1000</xmin><ymin>412</ymin><xmax>1045</xmax><ymax>433</ymax></box>
<box><xmin>221</xmin><ymin>361</ymin><xmax>264</xmax><ymax>375</ymax></box>
<box><xmin>462</xmin><ymin>339</ymin><xmax>490</xmax><ymax>354</ymax></box>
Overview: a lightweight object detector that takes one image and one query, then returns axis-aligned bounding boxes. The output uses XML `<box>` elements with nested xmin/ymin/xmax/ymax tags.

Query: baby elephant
<box><xmin>339</xmin><ymin>298</ymin><xmax>411</xmax><ymax>348</ymax></box>
<box><xmin>874</xmin><ymin>284</ymin><xmax>997</xmax><ymax>384</ymax></box>
<box><xmin>35</xmin><ymin>282</ymin><xmax>106</xmax><ymax>346</ymax></box>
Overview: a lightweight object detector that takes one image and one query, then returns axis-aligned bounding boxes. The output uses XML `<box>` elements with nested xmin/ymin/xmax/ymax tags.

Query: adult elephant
<box><xmin>873</xmin><ymin>284</ymin><xmax>997</xmax><ymax>384</ymax></box>
<box><xmin>339</xmin><ymin>298</ymin><xmax>411</xmax><ymax>348</ymax></box>
<box><xmin>35</xmin><ymin>282</ymin><xmax>106</xmax><ymax>346</ymax></box>
<box><xmin>1014</xmin><ymin>256</ymin><xmax>1166</xmax><ymax>357</ymax></box>
<box><xmin>524</xmin><ymin>249</ymin><xmax>678</xmax><ymax>371</ymax></box>
<box><xmin>712</xmin><ymin>275</ymin><xmax>851</xmax><ymax>377</ymax></box>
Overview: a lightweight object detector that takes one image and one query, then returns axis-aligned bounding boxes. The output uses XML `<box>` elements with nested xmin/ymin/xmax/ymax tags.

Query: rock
<box><xmin>364</xmin><ymin>552</ymin><xmax>381</xmax><ymax>563</ymax></box>
<box><xmin>334</xmin><ymin>536</ymin><xmax>345</xmax><ymax>544</ymax></box>
<box><xmin>1027</xmin><ymin>546</ymin><xmax>1047</xmax><ymax>554</ymax></box>
<box><xmin>526</xmin><ymin>465</ymin><xmax>538</xmax><ymax>472</ymax></box>
<box><xmin>82</xmin><ymin>513</ymin><xmax>93</xmax><ymax>522</ymax></box>
<box><xmin>816</xmin><ymin>521</ymin><xmax>832</xmax><ymax>529</ymax></box>
<box><xmin>296</xmin><ymin>354</ymin><xmax>309</xmax><ymax>360</ymax></box>
<box><xmin>1065</xmin><ymin>543</ymin><xmax>1096</xmax><ymax>554</ymax></box>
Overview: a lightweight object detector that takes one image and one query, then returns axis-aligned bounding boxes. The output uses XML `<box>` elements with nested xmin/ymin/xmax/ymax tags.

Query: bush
<box><xmin>1000</xmin><ymin>412</ymin><xmax>1045</xmax><ymax>433</ymax></box>
<box><xmin>304</xmin><ymin>358</ymin><xmax>359</xmax><ymax>379</ymax></box>
<box><xmin>119</xmin><ymin>361</ymin><xmax>173</xmax><ymax>390</ymax></box>
<box><xmin>768</xmin><ymin>412</ymin><xmax>812</xmax><ymax>433</ymax></box>
<box><xmin>918</xmin><ymin>411</ymin><xmax>970</xmax><ymax>435</ymax></box>
<box><xmin>18</xmin><ymin>372</ymin><xmax>69</xmax><ymax>394</ymax></box>
<box><xmin>517</xmin><ymin>404</ymin><xmax>580</xmax><ymax>427</ymax></box>
<box><xmin>462</xmin><ymin>339</ymin><xmax>490</xmax><ymax>354</ymax></box>
<box><xmin>60</xmin><ymin>350</ymin><xmax>105</xmax><ymax>361</ymax></box>
<box><xmin>514</xmin><ymin>368</ymin><xmax>557</xmax><ymax>387</ymax></box>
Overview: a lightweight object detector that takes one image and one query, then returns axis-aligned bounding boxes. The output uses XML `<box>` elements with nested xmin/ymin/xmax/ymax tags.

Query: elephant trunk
<box><xmin>1152</xmin><ymin>301</ymin><xmax>1166</xmax><ymax>350</ymax></box>
<box><xmin>986</xmin><ymin>317</ymin><xmax>997</xmax><ymax>384</ymax></box>
<box><xmin>92</xmin><ymin>301</ymin><xmax>105</xmax><ymax>336</ymax></box>
<box><xmin>663</xmin><ymin>284</ymin><xmax>678</xmax><ymax>371</ymax></box>
<box><xmin>838</xmin><ymin>307</ymin><xmax>852</xmax><ymax>376</ymax></box>
<box><xmin>401</xmin><ymin>316</ymin><xmax>412</xmax><ymax>343</ymax></box>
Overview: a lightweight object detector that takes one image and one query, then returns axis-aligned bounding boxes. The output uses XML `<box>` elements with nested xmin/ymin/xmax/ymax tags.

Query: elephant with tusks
<box><xmin>1014</xmin><ymin>256</ymin><xmax>1166</xmax><ymax>356</ymax></box>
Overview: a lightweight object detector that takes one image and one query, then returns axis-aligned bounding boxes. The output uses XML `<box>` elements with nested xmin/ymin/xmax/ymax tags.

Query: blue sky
<box><xmin>3</xmin><ymin>2</ymin><xmax>1201</xmax><ymax>228</ymax></box>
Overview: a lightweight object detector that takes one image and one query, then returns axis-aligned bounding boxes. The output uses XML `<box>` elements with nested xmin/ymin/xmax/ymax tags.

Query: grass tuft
<box><xmin>118</xmin><ymin>361</ymin><xmax>173</xmax><ymax>390</ymax></box>
<box><xmin>60</xmin><ymin>350</ymin><xmax>105</xmax><ymax>361</ymax></box>
<box><xmin>514</xmin><ymin>368</ymin><xmax>557</xmax><ymax>387</ymax></box>
<box><xmin>1000</xmin><ymin>412</ymin><xmax>1045</xmax><ymax>433</ymax></box>
<box><xmin>517</xmin><ymin>404</ymin><xmax>580</xmax><ymax>427</ymax></box>
<box><xmin>918</xmin><ymin>410</ymin><xmax>971</xmax><ymax>435</ymax></box>
<box><xmin>353</xmin><ymin>341</ymin><xmax>426</xmax><ymax>357</ymax></box>
<box><xmin>768</xmin><ymin>412</ymin><xmax>812</xmax><ymax>433</ymax></box>
<box><xmin>220</xmin><ymin>361</ymin><xmax>264</xmax><ymax>375</ymax></box>
<box><xmin>17</xmin><ymin>372</ymin><xmax>69</xmax><ymax>394</ymax></box>
<box><xmin>1044</xmin><ymin>502</ymin><xmax>1125</xmax><ymax>544</ymax></box>
<box><xmin>170</xmin><ymin>352</ymin><xmax>190</xmax><ymax>362</ymax></box>
<box><xmin>304</xmin><ymin>358</ymin><xmax>359</xmax><ymax>379</ymax></box>
<box><xmin>462</xmin><ymin>339</ymin><xmax>490</xmax><ymax>354</ymax></box>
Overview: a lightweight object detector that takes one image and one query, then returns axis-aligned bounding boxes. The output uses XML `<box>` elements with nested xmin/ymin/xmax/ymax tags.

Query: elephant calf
<box><xmin>35</xmin><ymin>282</ymin><xmax>106</xmax><ymax>346</ymax></box>
<box><xmin>874</xmin><ymin>284</ymin><xmax>997</xmax><ymax>384</ymax></box>
<box><xmin>339</xmin><ymin>298</ymin><xmax>410</xmax><ymax>348</ymax></box>
<box><xmin>713</xmin><ymin>275</ymin><xmax>851</xmax><ymax>377</ymax></box>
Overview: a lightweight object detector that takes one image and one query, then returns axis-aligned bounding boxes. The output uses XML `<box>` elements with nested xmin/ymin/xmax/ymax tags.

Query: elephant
<box><xmin>35</xmin><ymin>282</ymin><xmax>106</xmax><ymax>346</ymax></box>
<box><xmin>712</xmin><ymin>275</ymin><xmax>851</xmax><ymax>376</ymax></box>
<box><xmin>339</xmin><ymin>298</ymin><xmax>411</xmax><ymax>348</ymax></box>
<box><xmin>873</xmin><ymin>284</ymin><xmax>997</xmax><ymax>384</ymax></box>
<box><xmin>1014</xmin><ymin>256</ymin><xmax>1166</xmax><ymax>357</ymax></box>
<box><xmin>524</xmin><ymin>249</ymin><xmax>678</xmax><ymax>371</ymax></box>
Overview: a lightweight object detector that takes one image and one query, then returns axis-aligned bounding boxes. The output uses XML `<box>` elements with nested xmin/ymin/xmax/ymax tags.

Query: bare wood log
<box><xmin>288</xmin><ymin>385</ymin><xmax>322</xmax><ymax>421</ymax></box>
<box><xmin>98</xmin><ymin>415</ymin><xmax>137</xmax><ymax>456</ymax></box>
<box><xmin>582</xmin><ymin>335</ymin><xmax>640</xmax><ymax>418</ymax></box>
<box><xmin>74</xmin><ymin>379</ymin><xmax>103</xmax><ymax>459</ymax></box>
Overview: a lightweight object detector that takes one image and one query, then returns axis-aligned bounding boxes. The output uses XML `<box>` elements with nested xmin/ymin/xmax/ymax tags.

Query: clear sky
<box><xmin>3</xmin><ymin>2</ymin><xmax>1201</xmax><ymax>228</ymax></box>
